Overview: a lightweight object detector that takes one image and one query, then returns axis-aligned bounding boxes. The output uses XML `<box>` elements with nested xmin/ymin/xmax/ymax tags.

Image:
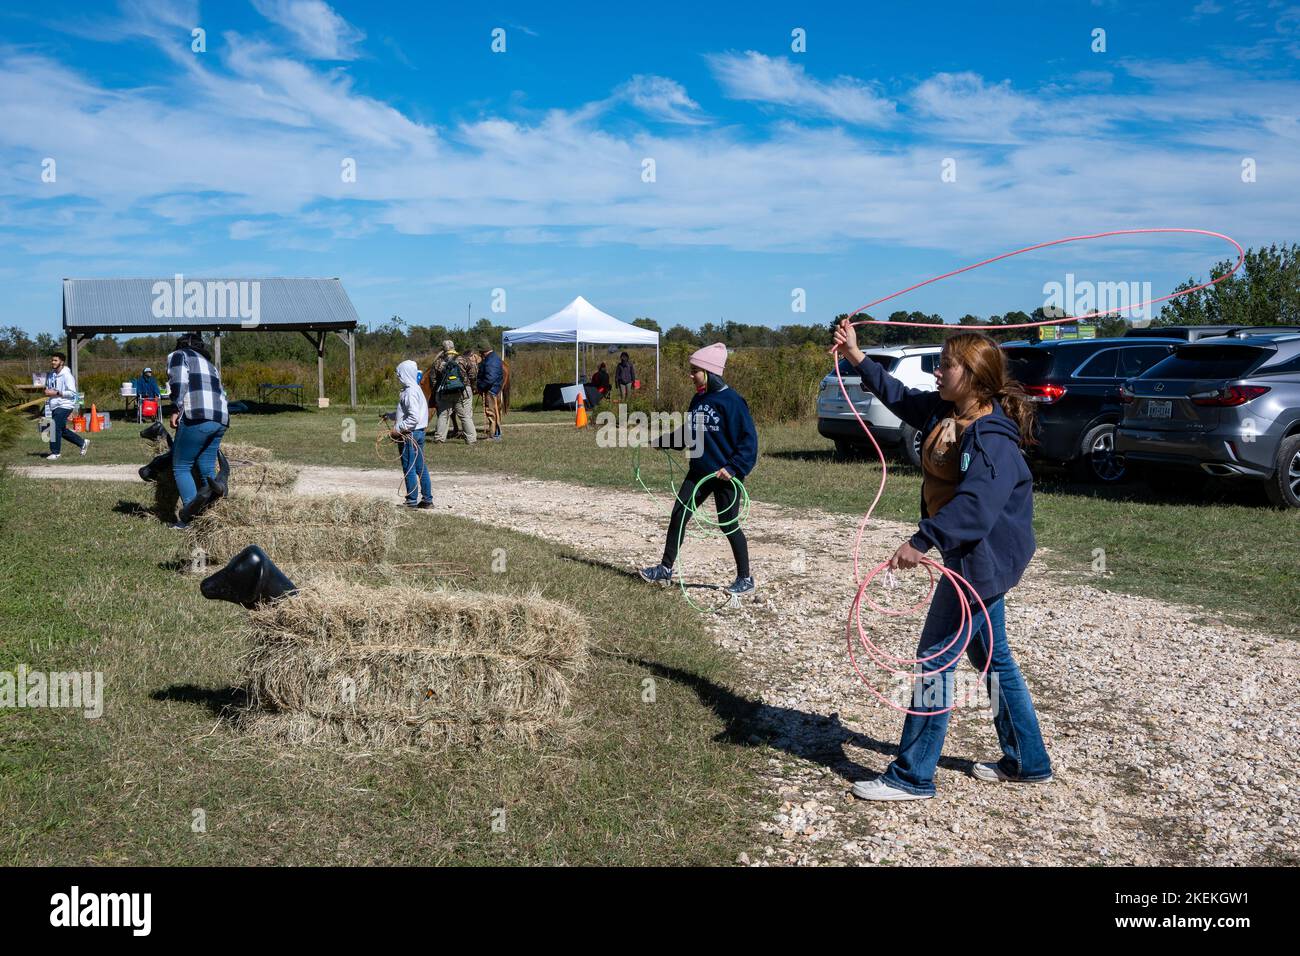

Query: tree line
<box><xmin>2</xmin><ymin>242</ymin><xmax>1294</xmax><ymax>361</ymax></box>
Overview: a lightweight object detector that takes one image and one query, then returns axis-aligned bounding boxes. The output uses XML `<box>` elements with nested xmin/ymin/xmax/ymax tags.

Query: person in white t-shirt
<box><xmin>43</xmin><ymin>352</ymin><xmax>88</xmax><ymax>460</ymax></box>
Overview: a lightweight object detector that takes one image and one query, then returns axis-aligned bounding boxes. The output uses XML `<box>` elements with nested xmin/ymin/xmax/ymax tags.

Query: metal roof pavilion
<box><xmin>61</xmin><ymin>277</ymin><xmax>361</xmax><ymax>406</ymax></box>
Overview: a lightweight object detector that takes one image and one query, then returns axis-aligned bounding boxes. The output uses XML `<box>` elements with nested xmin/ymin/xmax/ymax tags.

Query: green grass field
<box><xmin>2</xmin><ymin>400</ymin><xmax>1296</xmax><ymax>865</ymax></box>
<box><xmin>7</xmin><ymin>404</ymin><xmax>1296</xmax><ymax>636</ymax></box>
<box><xmin>0</xmin><ymin>474</ymin><xmax>760</xmax><ymax>865</ymax></box>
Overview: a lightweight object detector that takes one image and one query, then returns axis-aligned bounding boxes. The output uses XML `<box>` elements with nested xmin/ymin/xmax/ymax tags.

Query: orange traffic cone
<box><xmin>574</xmin><ymin>390</ymin><xmax>588</xmax><ymax>428</ymax></box>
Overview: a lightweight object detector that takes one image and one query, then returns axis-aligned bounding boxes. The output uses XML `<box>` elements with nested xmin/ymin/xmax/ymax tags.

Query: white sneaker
<box><xmin>850</xmin><ymin>778</ymin><xmax>932</xmax><ymax>801</ymax></box>
<box><xmin>80</xmin><ymin>438</ymin><xmax>90</xmax><ymax>456</ymax></box>
<box><xmin>46</xmin><ymin>453</ymin><xmax>61</xmax><ymax>460</ymax></box>
<box><xmin>971</xmin><ymin>761</ymin><xmax>1053</xmax><ymax>784</ymax></box>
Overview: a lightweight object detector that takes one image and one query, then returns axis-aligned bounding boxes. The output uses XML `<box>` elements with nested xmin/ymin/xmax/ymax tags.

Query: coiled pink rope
<box><xmin>832</xmin><ymin>228</ymin><xmax>1244</xmax><ymax>714</ymax></box>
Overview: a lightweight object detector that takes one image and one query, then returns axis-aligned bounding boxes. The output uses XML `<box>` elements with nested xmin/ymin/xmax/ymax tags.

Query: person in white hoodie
<box><xmin>43</xmin><ymin>352</ymin><xmax>88</xmax><ymax>460</ymax></box>
<box><xmin>393</xmin><ymin>360</ymin><xmax>432</xmax><ymax>509</ymax></box>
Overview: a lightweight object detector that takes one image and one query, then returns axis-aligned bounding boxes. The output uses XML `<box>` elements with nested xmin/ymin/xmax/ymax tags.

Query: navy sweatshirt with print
<box><xmin>658</xmin><ymin>384</ymin><xmax>759</xmax><ymax>480</ymax></box>
<box><xmin>855</xmin><ymin>357</ymin><xmax>1036</xmax><ymax>601</ymax></box>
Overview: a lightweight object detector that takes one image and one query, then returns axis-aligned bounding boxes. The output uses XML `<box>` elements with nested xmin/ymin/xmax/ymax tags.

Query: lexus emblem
<box><xmin>1154</xmin><ymin>383</ymin><xmax>1164</xmax><ymax>392</ymax></box>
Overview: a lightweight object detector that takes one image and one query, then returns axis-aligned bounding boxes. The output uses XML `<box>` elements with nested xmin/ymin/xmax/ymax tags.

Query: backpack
<box><xmin>437</xmin><ymin>356</ymin><xmax>467</xmax><ymax>393</ymax></box>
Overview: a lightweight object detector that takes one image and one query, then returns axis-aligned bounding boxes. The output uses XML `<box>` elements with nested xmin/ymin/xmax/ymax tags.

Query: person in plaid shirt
<box><xmin>167</xmin><ymin>332</ymin><xmax>229</xmax><ymax>527</ymax></box>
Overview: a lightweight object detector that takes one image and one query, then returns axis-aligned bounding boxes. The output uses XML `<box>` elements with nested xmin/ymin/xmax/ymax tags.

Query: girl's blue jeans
<box><xmin>878</xmin><ymin>577</ymin><xmax>1052</xmax><ymax>796</ymax></box>
<box><xmin>401</xmin><ymin>429</ymin><xmax>432</xmax><ymax>505</ymax></box>
<box><xmin>172</xmin><ymin>420</ymin><xmax>226</xmax><ymax>508</ymax></box>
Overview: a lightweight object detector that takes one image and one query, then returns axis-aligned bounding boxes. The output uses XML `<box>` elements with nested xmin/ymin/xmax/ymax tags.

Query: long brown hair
<box><xmin>941</xmin><ymin>332</ymin><xmax>1037</xmax><ymax>447</ymax></box>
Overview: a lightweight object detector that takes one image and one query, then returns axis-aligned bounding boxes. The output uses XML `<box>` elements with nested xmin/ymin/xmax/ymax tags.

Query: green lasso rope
<box><xmin>632</xmin><ymin>443</ymin><xmax>751</xmax><ymax>612</ymax></box>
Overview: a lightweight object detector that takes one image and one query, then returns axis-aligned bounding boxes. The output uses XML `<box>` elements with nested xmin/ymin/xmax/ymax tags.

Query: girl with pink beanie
<box><xmin>640</xmin><ymin>342</ymin><xmax>758</xmax><ymax>595</ymax></box>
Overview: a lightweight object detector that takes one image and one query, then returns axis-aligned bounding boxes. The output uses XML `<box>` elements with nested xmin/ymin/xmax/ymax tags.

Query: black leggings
<box><xmin>662</xmin><ymin>474</ymin><xmax>750</xmax><ymax>577</ymax></box>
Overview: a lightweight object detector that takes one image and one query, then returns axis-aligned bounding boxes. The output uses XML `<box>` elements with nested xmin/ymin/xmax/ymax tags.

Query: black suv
<box><xmin>1002</xmin><ymin>337</ymin><xmax>1183</xmax><ymax>481</ymax></box>
<box><xmin>1124</xmin><ymin>324</ymin><xmax>1300</xmax><ymax>342</ymax></box>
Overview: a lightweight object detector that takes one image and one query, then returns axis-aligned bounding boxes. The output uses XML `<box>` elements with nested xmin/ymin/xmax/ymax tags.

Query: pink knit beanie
<box><xmin>689</xmin><ymin>342</ymin><xmax>728</xmax><ymax>375</ymax></box>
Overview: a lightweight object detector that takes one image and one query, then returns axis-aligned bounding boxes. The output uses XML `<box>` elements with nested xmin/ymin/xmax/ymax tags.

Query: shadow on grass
<box><xmin>151</xmin><ymin>682</ymin><xmax>247</xmax><ymax>718</ymax></box>
<box><xmin>560</xmin><ymin>553</ymin><xmax>737</xmax><ymax>599</ymax></box>
<box><xmin>1029</xmin><ymin>467</ymin><xmax>1270</xmax><ymax>508</ymax></box>
<box><xmin>112</xmin><ymin>499</ymin><xmax>155</xmax><ymax>519</ymax></box>
<box><xmin>617</xmin><ymin>654</ymin><xmax>979</xmax><ymax>782</ymax></box>
<box><xmin>230</xmin><ymin>401</ymin><xmax>312</xmax><ymax>416</ymax></box>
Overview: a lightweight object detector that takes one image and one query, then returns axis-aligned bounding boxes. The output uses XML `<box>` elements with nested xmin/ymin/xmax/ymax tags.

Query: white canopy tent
<box><xmin>502</xmin><ymin>295</ymin><xmax>660</xmax><ymax>392</ymax></box>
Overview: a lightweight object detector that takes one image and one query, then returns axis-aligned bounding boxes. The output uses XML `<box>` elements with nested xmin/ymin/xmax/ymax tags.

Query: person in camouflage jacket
<box><xmin>426</xmin><ymin>340</ymin><xmax>483</xmax><ymax>444</ymax></box>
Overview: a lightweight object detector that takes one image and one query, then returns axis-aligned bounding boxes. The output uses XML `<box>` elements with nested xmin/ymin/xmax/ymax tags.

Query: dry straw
<box><xmin>188</xmin><ymin>494</ymin><xmax>399</xmax><ymax>563</ymax></box>
<box><xmin>221</xmin><ymin>441</ymin><xmax>274</xmax><ymax>464</ymax></box>
<box><xmin>239</xmin><ymin>578</ymin><xmax>589</xmax><ymax>749</ymax></box>
<box><xmin>229</xmin><ymin>461</ymin><xmax>301</xmax><ymax>497</ymax></box>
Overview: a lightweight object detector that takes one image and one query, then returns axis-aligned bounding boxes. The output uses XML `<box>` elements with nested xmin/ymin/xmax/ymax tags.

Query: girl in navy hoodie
<box><xmin>833</xmin><ymin>320</ymin><xmax>1052</xmax><ymax>800</ymax></box>
<box><xmin>640</xmin><ymin>343</ymin><xmax>758</xmax><ymax>595</ymax></box>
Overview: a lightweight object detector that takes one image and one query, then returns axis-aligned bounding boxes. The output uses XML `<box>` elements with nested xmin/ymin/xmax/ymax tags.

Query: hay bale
<box><xmin>229</xmin><ymin>461</ymin><xmax>301</xmax><ymax>497</ymax></box>
<box><xmin>188</xmin><ymin>493</ymin><xmax>398</xmax><ymax>563</ymax></box>
<box><xmin>222</xmin><ymin>441</ymin><xmax>274</xmax><ymax>464</ymax></box>
<box><xmin>239</xmin><ymin>578</ymin><xmax>589</xmax><ymax>750</ymax></box>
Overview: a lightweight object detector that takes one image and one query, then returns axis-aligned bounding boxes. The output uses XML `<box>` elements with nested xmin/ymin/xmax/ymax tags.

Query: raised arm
<box><xmin>832</xmin><ymin>318</ymin><xmax>944</xmax><ymax>432</ymax></box>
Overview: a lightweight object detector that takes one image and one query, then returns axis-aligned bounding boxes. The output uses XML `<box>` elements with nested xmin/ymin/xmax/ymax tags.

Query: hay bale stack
<box><xmin>189</xmin><ymin>494</ymin><xmax>398</xmax><ymax>564</ymax></box>
<box><xmin>222</xmin><ymin>441</ymin><xmax>274</xmax><ymax>464</ymax></box>
<box><xmin>240</xmin><ymin>579</ymin><xmax>589</xmax><ymax>749</ymax></box>
<box><xmin>228</xmin><ymin>461</ymin><xmax>301</xmax><ymax>497</ymax></box>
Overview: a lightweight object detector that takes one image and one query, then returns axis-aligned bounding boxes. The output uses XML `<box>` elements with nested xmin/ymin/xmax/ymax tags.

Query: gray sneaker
<box><xmin>971</xmin><ymin>762</ymin><xmax>1053</xmax><ymax>784</ymax></box>
<box><xmin>639</xmin><ymin>563</ymin><xmax>674</xmax><ymax>584</ymax></box>
<box><xmin>725</xmin><ymin>576</ymin><xmax>755</xmax><ymax>595</ymax></box>
<box><xmin>80</xmin><ymin>438</ymin><xmax>90</xmax><ymax>456</ymax></box>
<box><xmin>850</xmin><ymin>778</ymin><xmax>932</xmax><ymax>801</ymax></box>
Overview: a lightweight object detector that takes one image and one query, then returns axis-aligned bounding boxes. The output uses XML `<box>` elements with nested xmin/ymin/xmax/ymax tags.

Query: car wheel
<box><xmin>1264</xmin><ymin>435</ymin><xmax>1300</xmax><ymax>509</ymax></box>
<box><xmin>900</xmin><ymin>424</ymin><xmax>923</xmax><ymax>468</ymax></box>
<box><xmin>1073</xmin><ymin>423</ymin><xmax>1126</xmax><ymax>483</ymax></box>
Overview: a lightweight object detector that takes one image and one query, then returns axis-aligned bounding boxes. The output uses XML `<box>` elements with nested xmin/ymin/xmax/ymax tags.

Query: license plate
<box><xmin>1146</xmin><ymin>400</ymin><xmax>1172</xmax><ymax>419</ymax></box>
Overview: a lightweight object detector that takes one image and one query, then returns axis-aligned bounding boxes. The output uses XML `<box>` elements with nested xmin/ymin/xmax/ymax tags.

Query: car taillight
<box><xmin>1189</xmin><ymin>385</ymin><xmax>1270</xmax><ymax>407</ymax></box>
<box><xmin>1023</xmin><ymin>383</ymin><xmax>1066</xmax><ymax>404</ymax></box>
<box><xmin>1119</xmin><ymin>383</ymin><xmax>1135</xmax><ymax>405</ymax></box>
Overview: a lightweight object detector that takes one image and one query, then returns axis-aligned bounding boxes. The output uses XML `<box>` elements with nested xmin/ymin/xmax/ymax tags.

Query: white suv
<box><xmin>816</xmin><ymin>345</ymin><xmax>942</xmax><ymax>466</ymax></box>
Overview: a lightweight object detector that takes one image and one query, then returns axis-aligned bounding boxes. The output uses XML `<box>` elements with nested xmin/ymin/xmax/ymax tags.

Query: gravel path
<box><xmin>21</xmin><ymin>462</ymin><xmax>1300</xmax><ymax>866</ymax></box>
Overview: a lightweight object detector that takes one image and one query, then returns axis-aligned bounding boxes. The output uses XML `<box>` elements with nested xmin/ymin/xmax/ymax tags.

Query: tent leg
<box><xmin>655</xmin><ymin>341</ymin><xmax>660</xmax><ymax>395</ymax></box>
<box><xmin>213</xmin><ymin>332</ymin><xmax>222</xmax><ymax>373</ymax></box>
<box><xmin>575</xmin><ymin>339</ymin><xmax>579</xmax><ymax>385</ymax></box>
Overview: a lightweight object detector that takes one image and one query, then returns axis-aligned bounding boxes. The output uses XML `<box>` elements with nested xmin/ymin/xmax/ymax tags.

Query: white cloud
<box><xmin>909</xmin><ymin>72</ymin><xmax>1040</xmax><ymax>143</ymax></box>
<box><xmin>617</xmin><ymin>75</ymin><xmax>708</xmax><ymax>125</ymax></box>
<box><xmin>1</xmin><ymin>30</ymin><xmax>1297</xmax><ymax>269</ymax></box>
<box><xmin>706</xmin><ymin>51</ymin><xmax>895</xmax><ymax>126</ymax></box>
<box><xmin>250</xmin><ymin>0</ymin><xmax>365</xmax><ymax>60</ymax></box>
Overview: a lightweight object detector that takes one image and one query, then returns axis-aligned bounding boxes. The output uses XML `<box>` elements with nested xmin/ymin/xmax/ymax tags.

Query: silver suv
<box><xmin>817</xmin><ymin>345</ymin><xmax>941</xmax><ymax>466</ymax></box>
<box><xmin>1116</xmin><ymin>330</ymin><xmax>1300</xmax><ymax>508</ymax></box>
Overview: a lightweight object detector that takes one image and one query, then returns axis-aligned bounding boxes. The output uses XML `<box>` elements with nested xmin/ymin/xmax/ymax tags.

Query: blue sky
<box><xmin>2</xmin><ymin>0</ymin><xmax>1298</xmax><ymax>337</ymax></box>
